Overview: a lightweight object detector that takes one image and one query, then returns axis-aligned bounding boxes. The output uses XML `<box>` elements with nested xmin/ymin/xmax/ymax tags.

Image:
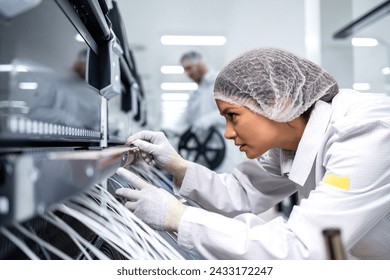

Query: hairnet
<box><xmin>214</xmin><ymin>48</ymin><xmax>339</xmax><ymax>122</ymax></box>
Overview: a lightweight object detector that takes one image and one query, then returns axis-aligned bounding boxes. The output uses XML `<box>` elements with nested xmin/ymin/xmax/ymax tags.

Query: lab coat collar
<box><xmin>280</xmin><ymin>149</ymin><xmax>294</xmax><ymax>176</ymax></box>
<box><xmin>288</xmin><ymin>100</ymin><xmax>332</xmax><ymax>186</ymax></box>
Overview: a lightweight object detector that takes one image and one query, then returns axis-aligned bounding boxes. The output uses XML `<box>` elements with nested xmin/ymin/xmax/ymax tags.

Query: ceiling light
<box><xmin>0</xmin><ymin>64</ymin><xmax>28</xmax><ymax>72</ymax></box>
<box><xmin>353</xmin><ymin>83</ymin><xmax>370</xmax><ymax>90</ymax></box>
<box><xmin>161</xmin><ymin>82</ymin><xmax>198</xmax><ymax>91</ymax></box>
<box><xmin>160</xmin><ymin>66</ymin><xmax>184</xmax><ymax>74</ymax></box>
<box><xmin>382</xmin><ymin>67</ymin><xmax>390</xmax><ymax>75</ymax></box>
<box><xmin>0</xmin><ymin>64</ymin><xmax>13</xmax><ymax>72</ymax></box>
<box><xmin>18</xmin><ymin>82</ymin><xmax>38</xmax><ymax>90</ymax></box>
<box><xmin>161</xmin><ymin>35</ymin><xmax>227</xmax><ymax>46</ymax></box>
<box><xmin>351</xmin><ymin>37</ymin><xmax>378</xmax><ymax>47</ymax></box>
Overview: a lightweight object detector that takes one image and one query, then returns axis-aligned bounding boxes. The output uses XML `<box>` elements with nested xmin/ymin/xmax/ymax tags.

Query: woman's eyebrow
<box><xmin>221</xmin><ymin>106</ymin><xmax>241</xmax><ymax>115</ymax></box>
<box><xmin>220</xmin><ymin>107</ymin><xmax>233</xmax><ymax>115</ymax></box>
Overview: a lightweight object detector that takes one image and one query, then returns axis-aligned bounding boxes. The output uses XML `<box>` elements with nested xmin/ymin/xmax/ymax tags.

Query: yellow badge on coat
<box><xmin>323</xmin><ymin>174</ymin><xmax>350</xmax><ymax>190</ymax></box>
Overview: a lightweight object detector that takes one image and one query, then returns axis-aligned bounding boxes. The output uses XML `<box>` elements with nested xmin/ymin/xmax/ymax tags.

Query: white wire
<box><xmin>1</xmin><ymin>174</ymin><xmax>185</xmax><ymax>260</ymax></box>
<box><xmin>71</xmin><ymin>190</ymin><xmax>146</xmax><ymax>255</ymax></box>
<box><xmin>13</xmin><ymin>223</ymin><xmax>72</xmax><ymax>260</ymax></box>
<box><xmin>77</xmin><ymin>186</ymin><xmax>158</xmax><ymax>258</ymax></box>
<box><xmin>59</xmin><ymin>194</ymin><xmax>145</xmax><ymax>259</ymax></box>
<box><xmin>25</xmin><ymin>223</ymin><xmax>51</xmax><ymax>259</ymax></box>
<box><xmin>109</xmin><ymin>170</ymin><xmax>188</xmax><ymax>259</ymax></box>
<box><xmin>71</xmin><ymin>190</ymin><xmax>163</xmax><ymax>259</ymax></box>
<box><xmin>95</xmin><ymin>184</ymin><xmax>184</xmax><ymax>259</ymax></box>
<box><xmin>110</xmin><ymin>188</ymin><xmax>184</xmax><ymax>259</ymax></box>
<box><xmin>57</xmin><ymin>184</ymin><xmax>185</xmax><ymax>259</ymax></box>
<box><xmin>0</xmin><ymin>227</ymin><xmax>40</xmax><ymax>260</ymax></box>
<box><xmin>150</xmin><ymin>167</ymin><xmax>174</xmax><ymax>188</ymax></box>
<box><xmin>56</xmin><ymin>203</ymin><xmax>142</xmax><ymax>259</ymax></box>
<box><xmin>94</xmin><ymin>184</ymin><xmax>184</xmax><ymax>259</ymax></box>
<box><xmin>42</xmin><ymin>211</ymin><xmax>110</xmax><ymax>260</ymax></box>
<box><xmin>41</xmin><ymin>212</ymin><xmax>92</xmax><ymax>260</ymax></box>
<box><xmin>108</xmin><ymin>176</ymin><xmax>132</xmax><ymax>189</ymax></box>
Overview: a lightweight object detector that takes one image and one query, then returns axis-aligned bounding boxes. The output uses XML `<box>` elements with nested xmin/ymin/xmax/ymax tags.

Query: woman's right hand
<box><xmin>127</xmin><ymin>130</ymin><xmax>188</xmax><ymax>181</ymax></box>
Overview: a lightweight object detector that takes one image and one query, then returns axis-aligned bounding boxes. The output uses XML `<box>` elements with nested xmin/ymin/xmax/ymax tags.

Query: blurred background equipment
<box><xmin>178</xmin><ymin>126</ymin><xmax>225</xmax><ymax>170</ymax></box>
<box><xmin>0</xmin><ymin>0</ymin><xmax>197</xmax><ymax>260</ymax></box>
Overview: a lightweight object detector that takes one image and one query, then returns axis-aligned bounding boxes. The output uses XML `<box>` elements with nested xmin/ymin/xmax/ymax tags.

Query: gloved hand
<box><xmin>127</xmin><ymin>130</ymin><xmax>187</xmax><ymax>182</ymax></box>
<box><xmin>115</xmin><ymin>167</ymin><xmax>187</xmax><ymax>232</ymax></box>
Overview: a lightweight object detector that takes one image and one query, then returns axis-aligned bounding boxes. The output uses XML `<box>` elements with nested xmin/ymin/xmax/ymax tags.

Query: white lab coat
<box><xmin>175</xmin><ymin>89</ymin><xmax>390</xmax><ymax>259</ymax></box>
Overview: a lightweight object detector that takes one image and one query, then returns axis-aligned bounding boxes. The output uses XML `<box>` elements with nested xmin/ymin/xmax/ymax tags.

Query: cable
<box><xmin>13</xmin><ymin>223</ymin><xmax>72</xmax><ymax>260</ymax></box>
<box><xmin>0</xmin><ymin>227</ymin><xmax>40</xmax><ymax>260</ymax></box>
<box><xmin>52</xmin><ymin>184</ymin><xmax>184</xmax><ymax>259</ymax></box>
<box><xmin>42</xmin><ymin>211</ymin><xmax>110</xmax><ymax>260</ymax></box>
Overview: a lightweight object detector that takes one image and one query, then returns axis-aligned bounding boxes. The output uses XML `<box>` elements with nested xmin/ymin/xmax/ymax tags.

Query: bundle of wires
<box><xmin>0</xmin><ymin>181</ymin><xmax>185</xmax><ymax>260</ymax></box>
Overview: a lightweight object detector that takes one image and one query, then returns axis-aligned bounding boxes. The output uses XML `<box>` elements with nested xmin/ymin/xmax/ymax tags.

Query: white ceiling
<box><xmin>114</xmin><ymin>0</ymin><xmax>390</xmax><ymax>130</ymax></box>
<box><xmin>115</xmin><ymin>0</ymin><xmax>308</xmax><ymax>130</ymax></box>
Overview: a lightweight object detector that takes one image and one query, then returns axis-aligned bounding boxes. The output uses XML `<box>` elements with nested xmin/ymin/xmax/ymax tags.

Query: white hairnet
<box><xmin>214</xmin><ymin>48</ymin><xmax>339</xmax><ymax>122</ymax></box>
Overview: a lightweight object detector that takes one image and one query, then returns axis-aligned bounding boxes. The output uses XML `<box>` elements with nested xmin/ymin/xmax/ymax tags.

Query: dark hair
<box><xmin>180</xmin><ymin>51</ymin><xmax>202</xmax><ymax>63</ymax></box>
<box><xmin>302</xmin><ymin>105</ymin><xmax>314</xmax><ymax>120</ymax></box>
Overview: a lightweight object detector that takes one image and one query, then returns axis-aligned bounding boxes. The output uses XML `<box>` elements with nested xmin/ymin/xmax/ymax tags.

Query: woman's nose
<box><xmin>224</xmin><ymin>126</ymin><xmax>236</xmax><ymax>140</ymax></box>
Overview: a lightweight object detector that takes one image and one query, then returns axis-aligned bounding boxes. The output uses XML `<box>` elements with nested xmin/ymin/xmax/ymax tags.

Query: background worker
<box><xmin>180</xmin><ymin>51</ymin><xmax>220</xmax><ymax>133</ymax></box>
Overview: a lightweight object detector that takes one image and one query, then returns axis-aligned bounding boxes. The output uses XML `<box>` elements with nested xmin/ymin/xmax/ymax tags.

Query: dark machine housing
<box><xmin>0</xmin><ymin>0</ymin><xmax>192</xmax><ymax>260</ymax></box>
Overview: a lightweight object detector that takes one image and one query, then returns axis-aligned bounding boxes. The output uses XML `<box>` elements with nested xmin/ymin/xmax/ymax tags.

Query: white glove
<box><xmin>127</xmin><ymin>130</ymin><xmax>187</xmax><ymax>182</ymax></box>
<box><xmin>115</xmin><ymin>167</ymin><xmax>187</xmax><ymax>232</ymax></box>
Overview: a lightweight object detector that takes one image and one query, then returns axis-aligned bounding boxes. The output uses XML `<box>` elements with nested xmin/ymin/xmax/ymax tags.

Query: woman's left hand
<box><xmin>115</xmin><ymin>167</ymin><xmax>187</xmax><ymax>232</ymax></box>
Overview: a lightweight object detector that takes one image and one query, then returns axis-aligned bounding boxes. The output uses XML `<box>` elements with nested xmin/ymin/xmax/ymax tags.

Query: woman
<box><xmin>115</xmin><ymin>48</ymin><xmax>390</xmax><ymax>259</ymax></box>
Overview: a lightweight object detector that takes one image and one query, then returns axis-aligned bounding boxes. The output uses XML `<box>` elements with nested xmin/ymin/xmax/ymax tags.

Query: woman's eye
<box><xmin>227</xmin><ymin>112</ymin><xmax>236</xmax><ymax>120</ymax></box>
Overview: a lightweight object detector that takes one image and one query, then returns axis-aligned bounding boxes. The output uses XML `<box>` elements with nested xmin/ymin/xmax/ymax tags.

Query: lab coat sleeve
<box><xmin>288</xmin><ymin>111</ymin><xmax>390</xmax><ymax>259</ymax></box>
<box><xmin>178</xmin><ymin>207</ymin><xmax>308</xmax><ymax>259</ymax></box>
<box><xmin>179</xmin><ymin>157</ymin><xmax>296</xmax><ymax>217</ymax></box>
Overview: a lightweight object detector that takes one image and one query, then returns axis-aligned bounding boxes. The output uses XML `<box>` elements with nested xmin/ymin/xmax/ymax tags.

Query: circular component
<box><xmin>178</xmin><ymin>126</ymin><xmax>226</xmax><ymax>170</ymax></box>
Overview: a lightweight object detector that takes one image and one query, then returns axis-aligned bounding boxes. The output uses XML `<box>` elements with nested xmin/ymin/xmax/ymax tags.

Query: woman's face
<box><xmin>216</xmin><ymin>99</ymin><xmax>306</xmax><ymax>159</ymax></box>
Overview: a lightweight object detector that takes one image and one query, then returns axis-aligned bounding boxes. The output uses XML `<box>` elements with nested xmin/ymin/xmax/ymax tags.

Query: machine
<box><xmin>0</xmin><ymin>0</ymin><xmax>197</xmax><ymax>260</ymax></box>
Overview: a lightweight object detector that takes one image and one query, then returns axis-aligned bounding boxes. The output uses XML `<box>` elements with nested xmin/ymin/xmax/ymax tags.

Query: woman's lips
<box><xmin>238</xmin><ymin>144</ymin><xmax>246</xmax><ymax>151</ymax></box>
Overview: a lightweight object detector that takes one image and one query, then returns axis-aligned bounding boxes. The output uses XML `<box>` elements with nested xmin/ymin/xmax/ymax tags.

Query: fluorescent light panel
<box><xmin>161</xmin><ymin>35</ymin><xmax>227</xmax><ymax>46</ymax></box>
<box><xmin>160</xmin><ymin>65</ymin><xmax>184</xmax><ymax>74</ymax></box>
<box><xmin>351</xmin><ymin>37</ymin><xmax>378</xmax><ymax>47</ymax></box>
<box><xmin>0</xmin><ymin>64</ymin><xmax>28</xmax><ymax>72</ymax></box>
<box><xmin>161</xmin><ymin>82</ymin><xmax>198</xmax><ymax>91</ymax></box>
<box><xmin>18</xmin><ymin>82</ymin><xmax>38</xmax><ymax>90</ymax></box>
<box><xmin>382</xmin><ymin>67</ymin><xmax>390</xmax><ymax>75</ymax></box>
